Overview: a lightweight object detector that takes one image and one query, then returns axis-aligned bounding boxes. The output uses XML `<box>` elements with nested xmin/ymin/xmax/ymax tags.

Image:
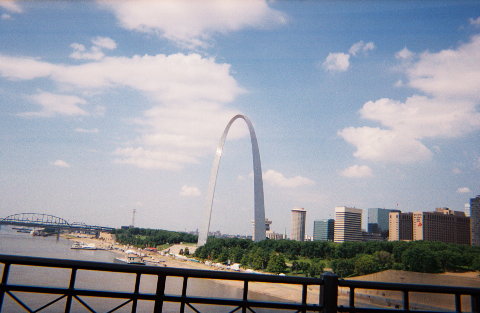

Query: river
<box><xmin>0</xmin><ymin>226</ymin><xmax>294</xmax><ymax>313</ymax></box>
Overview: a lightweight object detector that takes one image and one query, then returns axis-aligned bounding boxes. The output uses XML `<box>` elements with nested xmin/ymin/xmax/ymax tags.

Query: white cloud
<box><xmin>70</xmin><ymin>37</ymin><xmax>117</xmax><ymax>60</ymax></box>
<box><xmin>52</xmin><ymin>160</ymin><xmax>71</xmax><ymax>168</ymax></box>
<box><xmin>1</xmin><ymin>13</ymin><xmax>12</xmax><ymax>20</ymax></box>
<box><xmin>340</xmin><ymin>165</ymin><xmax>373</xmax><ymax>178</ymax></box>
<box><xmin>339</xmin><ymin>127</ymin><xmax>432</xmax><ymax>163</ymax></box>
<box><xmin>180</xmin><ymin>185</ymin><xmax>201</xmax><ymax>197</ymax></box>
<box><xmin>322</xmin><ymin>53</ymin><xmax>350</xmax><ymax>72</ymax></box>
<box><xmin>91</xmin><ymin>36</ymin><xmax>117</xmax><ymax>50</ymax></box>
<box><xmin>0</xmin><ymin>52</ymin><xmax>245</xmax><ymax>170</ymax></box>
<box><xmin>457</xmin><ymin>187</ymin><xmax>471</xmax><ymax>194</ymax></box>
<box><xmin>340</xmin><ymin>35</ymin><xmax>480</xmax><ymax>164</ymax></box>
<box><xmin>0</xmin><ymin>1</ymin><xmax>22</xmax><ymax>13</ymax></box>
<box><xmin>395</xmin><ymin>47</ymin><xmax>414</xmax><ymax>60</ymax></box>
<box><xmin>263</xmin><ymin>169</ymin><xmax>315</xmax><ymax>188</ymax></box>
<box><xmin>99</xmin><ymin>0</ymin><xmax>286</xmax><ymax>49</ymax></box>
<box><xmin>469</xmin><ymin>17</ymin><xmax>480</xmax><ymax>26</ymax></box>
<box><xmin>75</xmin><ymin>128</ymin><xmax>99</xmax><ymax>133</ymax></box>
<box><xmin>349</xmin><ymin>41</ymin><xmax>375</xmax><ymax>56</ymax></box>
<box><xmin>20</xmin><ymin>91</ymin><xmax>88</xmax><ymax>117</ymax></box>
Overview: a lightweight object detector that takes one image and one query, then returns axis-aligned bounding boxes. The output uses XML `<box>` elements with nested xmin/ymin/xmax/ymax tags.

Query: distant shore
<box><xmin>65</xmin><ymin>232</ymin><xmax>479</xmax><ymax>310</ymax></box>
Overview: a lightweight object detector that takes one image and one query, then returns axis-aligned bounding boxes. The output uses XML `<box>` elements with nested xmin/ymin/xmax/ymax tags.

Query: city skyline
<box><xmin>1</xmin><ymin>1</ymin><xmax>479</xmax><ymax>237</ymax></box>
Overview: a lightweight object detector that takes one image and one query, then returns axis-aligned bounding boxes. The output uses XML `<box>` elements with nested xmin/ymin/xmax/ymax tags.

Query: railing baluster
<box><xmin>349</xmin><ymin>286</ymin><xmax>355</xmax><ymax>309</ymax></box>
<box><xmin>180</xmin><ymin>276</ymin><xmax>188</xmax><ymax>313</ymax></box>
<box><xmin>154</xmin><ymin>274</ymin><xmax>166</xmax><ymax>313</ymax></box>
<box><xmin>131</xmin><ymin>273</ymin><xmax>141</xmax><ymax>313</ymax></box>
<box><xmin>301</xmin><ymin>283</ymin><xmax>307</xmax><ymax>313</ymax></box>
<box><xmin>65</xmin><ymin>268</ymin><xmax>77</xmax><ymax>313</ymax></box>
<box><xmin>403</xmin><ymin>289</ymin><xmax>409</xmax><ymax>312</ymax></box>
<box><xmin>242</xmin><ymin>280</ymin><xmax>249</xmax><ymax>313</ymax></box>
<box><xmin>455</xmin><ymin>293</ymin><xmax>461</xmax><ymax>313</ymax></box>
<box><xmin>472</xmin><ymin>293</ymin><xmax>480</xmax><ymax>313</ymax></box>
<box><xmin>0</xmin><ymin>263</ymin><xmax>10</xmax><ymax>312</ymax></box>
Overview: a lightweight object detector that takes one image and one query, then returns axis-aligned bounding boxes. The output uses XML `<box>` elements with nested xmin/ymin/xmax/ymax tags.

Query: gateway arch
<box><xmin>197</xmin><ymin>114</ymin><xmax>266</xmax><ymax>246</ymax></box>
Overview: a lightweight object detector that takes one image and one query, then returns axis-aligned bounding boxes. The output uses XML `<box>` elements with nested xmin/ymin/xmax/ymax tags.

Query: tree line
<box><xmin>114</xmin><ymin>227</ymin><xmax>197</xmax><ymax>247</ymax></box>
<box><xmin>194</xmin><ymin>238</ymin><xmax>480</xmax><ymax>277</ymax></box>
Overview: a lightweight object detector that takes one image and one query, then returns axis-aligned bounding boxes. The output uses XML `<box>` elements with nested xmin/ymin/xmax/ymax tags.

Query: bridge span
<box><xmin>0</xmin><ymin>213</ymin><xmax>115</xmax><ymax>233</ymax></box>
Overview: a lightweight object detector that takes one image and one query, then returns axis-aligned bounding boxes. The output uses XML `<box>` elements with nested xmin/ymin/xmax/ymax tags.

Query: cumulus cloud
<box><xmin>263</xmin><ymin>169</ymin><xmax>315</xmax><ymax>188</ymax></box>
<box><xmin>349</xmin><ymin>41</ymin><xmax>375</xmax><ymax>56</ymax></box>
<box><xmin>52</xmin><ymin>160</ymin><xmax>71</xmax><ymax>168</ymax></box>
<box><xmin>99</xmin><ymin>0</ymin><xmax>286</xmax><ymax>49</ymax></box>
<box><xmin>395</xmin><ymin>47</ymin><xmax>414</xmax><ymax>60</ymax></box>
<box><xmin>322</xmin><ymin>53</ymin><xmax>350</xmax><ymax>72</ymax></box>
<box><xmin>470</xmin><ymin>17</ymin><xmax>480</xmax><ymax>26</ymax></box>
<box><xmin>20</xmin><ymin>91</ymin><xmax>88</xmax><ymax>117</ymax></box>
<box><xmin>339</xmin><ymin>35</ymin><xmax>480</xmax><ymax>164</ymax></box>
<box><xmin>180</xmin><ymin>185</ymin><xmax>201</xmax><ymax>197</ymax></box>
<box><xmin>322</xmin><ymin>40</ymin><xmax>375</xmax><ymax>72</ymax></box>
<box><xmin>0</xmin><ymin>52</ymin><xmax>246</xmax><ymax>170</ymax></box>
<box><xmin>0</xmin><ymin>1</ymin><xmax>23</xmax><ymax>13</ymax></box>
<box><xmin>340</xmin><ymin>165</ymin><xmax>373</xmax><ymax>178</ymax></box>
<box><xmin>70</xmin><ymin>37</ymin><xmax>117</xmax><ymax>60</ymax></box>
<box><xmin>457</xmin><ymin>187</ymin><xmax>471</xmax><ymax>193</ymax></box>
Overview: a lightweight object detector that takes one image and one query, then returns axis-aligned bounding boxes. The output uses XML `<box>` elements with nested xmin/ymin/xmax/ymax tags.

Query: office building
<box><xmin>412</xmin><ymin>208</ymin><xmax>470</xmax><ymax>245</ymax></box>
<box><xmin>313</xmin><ymin>219</ymin><xmax>334</xmax><ymax>241</ymax></box>
<box><xmin>368</xmin><ymin>208</ymin><xmax>393</xmax><ymax>237</ymax></box>
<box><xmin>471</xmin><ymin>195</ymin><xmax>480</xmax><ymax>246</ymax></box>
<box><xmin>334</xmin><ymin>207</ymin><xmax>362</xmax><ymax>243</ymax></box>
<box><xmin>388</xmin><ymin>211</ymin><xmax>413</xmax><ymax>241</ymax></box>
<box><xmin>290</xmin><ymin>208</ymin><xmax>306</xmax><ymax>241</ymax></box>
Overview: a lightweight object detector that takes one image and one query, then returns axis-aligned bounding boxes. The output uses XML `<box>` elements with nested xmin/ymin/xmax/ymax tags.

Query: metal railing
<box><xmin>0</xmin><ymin>254</ymin><xmax>479</xmax><ymax>313</ymax></box>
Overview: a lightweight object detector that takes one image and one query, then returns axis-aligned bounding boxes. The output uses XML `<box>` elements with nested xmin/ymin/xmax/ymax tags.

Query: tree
<box><xmin>267</xmin><ymin>253</ymin><xmax>287</xmax><ymax>274</ymax></box>
<box><xmin>401</xmin><ymin>245</ymin><xmax>442</xmax><ymax>273</ymax></box>
<box><xmin>331</xmin><ymin>259</ymin><xmax>355</xmax><ymax>278</ymax></box>
<box><xmin>308</xmin><ymin>261</ymin><xmax>325</xmax><ymax>277</ymax></box>
<box><xmin>354</xmin><ymin>254</ymin><xmax>381</xmax><ymax>276</ymax></box>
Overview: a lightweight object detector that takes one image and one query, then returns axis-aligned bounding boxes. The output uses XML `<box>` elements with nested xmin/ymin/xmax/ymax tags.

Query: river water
<box><xmin>0</xmin><ymin>226</ymin><xmax>296</xmax><ymax>313</ymax></box>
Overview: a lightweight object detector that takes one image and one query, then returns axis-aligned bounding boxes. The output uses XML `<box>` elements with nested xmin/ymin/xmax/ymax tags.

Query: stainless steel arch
<box><xmin>197</xmin><ymin>115</ymin><xmax>266</xmax><ymax>246</ymax></box>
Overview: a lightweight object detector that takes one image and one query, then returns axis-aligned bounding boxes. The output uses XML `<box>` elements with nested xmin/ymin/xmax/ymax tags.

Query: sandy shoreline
<box><xmin>65</xmin><ymin>233</ymin><xmax>322</xmax><ymax>303</ymax></box>
<box><xmin>65</xmin><ymin>232</ymin><xmax>479</xmax><ymax>310</ymax></box>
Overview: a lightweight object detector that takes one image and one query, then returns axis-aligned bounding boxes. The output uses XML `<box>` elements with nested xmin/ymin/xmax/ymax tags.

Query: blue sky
<box><xmin>1</xmin><ymin>0</ymin><xmax>479</xmax><ymax>237</ymax></box>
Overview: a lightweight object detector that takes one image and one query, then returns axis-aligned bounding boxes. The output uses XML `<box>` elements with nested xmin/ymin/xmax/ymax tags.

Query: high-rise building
<box><xmin>313</xmin><ymin>219</ymin><xmax>334</xmax><ymax>241</ymax></box>
<box><xmin>368</xmin><ymin>208</ymin><xmax>393</xmax><ymax>236</ymax></box>
<box><xmin>334</xmin><ymin>207</ymin><xmax>362</xmax><ymax>243</ymax></box>
<box><xmin>290</xmin><ymin>208</ymin><xmax>306</xmax><ymax>241</ymax></box>
<box><xmin>471</xmin><ymin>195</ymin><xmax>480</xmax><ymax>246</ymax></box>
<box><xmin>412</xmin><ymin>208</ymin><xmax>470</xmax><ymax>245</ymax></box>
<box><xmin>388</xmin><ymin>211</ymin><xmax>413</xmax><ymax>241</ymax></box>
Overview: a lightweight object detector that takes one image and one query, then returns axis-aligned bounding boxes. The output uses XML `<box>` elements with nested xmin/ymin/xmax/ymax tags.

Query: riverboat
<box><xmin>71</xmin><ymin>242</ymin><xmax>98</xmax><ymax>250</ymax></box>
<box><xmin>114</xmin><ymin>255</ymin><xmax>146</xmax><ymax>265</ymax></box>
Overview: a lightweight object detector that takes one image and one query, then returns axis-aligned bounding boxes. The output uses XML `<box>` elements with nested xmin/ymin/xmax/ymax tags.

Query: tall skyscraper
<box><xmin>290</xmin><ymin>208</ymin><xmax>306</xmax><ymax>241</ymax></box>
<box><xmin>471</xmin><ymin>195</ymin><xmax>480</xmax><ymax>246</ymax></box>
<box><xmin>313</xmin><ymin>219</ymin><xmax>334</xmax><ymax>241</ymax></box>
<box><xmin>367</xmin><ymin>208</ymin><xmax>393</xmax><ymax>236</ymax></box>
<box><xmin>413</xmin><ymin>208</ymin><xmax>470</xmax><ymax>245</ymax></box>
<box><xmin>389</xmin><ymin>211</ymin><xmax>413</xmax><ymax>241</ymax></box>
<box><xmin>334</xmin><ymin>207</ymin><xmax>362</xmax><ymax>243</ymax></box>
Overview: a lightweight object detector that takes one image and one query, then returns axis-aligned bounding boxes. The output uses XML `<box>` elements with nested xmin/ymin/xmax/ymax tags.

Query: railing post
<box><xmin>0</xmin><ymin>263</ymin><xmax>10</xmax><ymax>312</ymax></box>
<box><xmin>472</xmin><ymin>293</ymin><xmax>480</xmax><ymax>313</ymax></box>
<box><xmin>321</xmin><ymin>272</ymin><xmax>338</xmax><ymax>313</ymax></box>
<box><xmin>242</xmin><ymin>280</ymin><xmax>249</xmax><ymax>313</ymax></box>
<box><xmin>154</xmin><ymin>274</ymin><xmax>166</xmax><ymax>313</ymax></box>
<box><xmin>132</xmin><ymin>273</ymin><xmax>141</xmax><ymax>313</ymax></box>
<box><xmin>180</xmin><ymin>276</ymin><xmax>188</xmax><ymax>313</ymax></box>
<box><xmin>65</xmin><ymin>268</ymin><xmax>77</xmax><ymax>313</ymax></box>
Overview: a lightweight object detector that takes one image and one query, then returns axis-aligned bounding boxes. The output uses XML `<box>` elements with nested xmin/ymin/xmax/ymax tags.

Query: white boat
<box><xmin>114</xmin><ymin>255</ymin><xmax>146</xmax><ymax>265</ymax></box>
<box><xmin>71</xmin><ymin>242</ymin><xmax>98</xmax><ymax>250</ymax></box>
